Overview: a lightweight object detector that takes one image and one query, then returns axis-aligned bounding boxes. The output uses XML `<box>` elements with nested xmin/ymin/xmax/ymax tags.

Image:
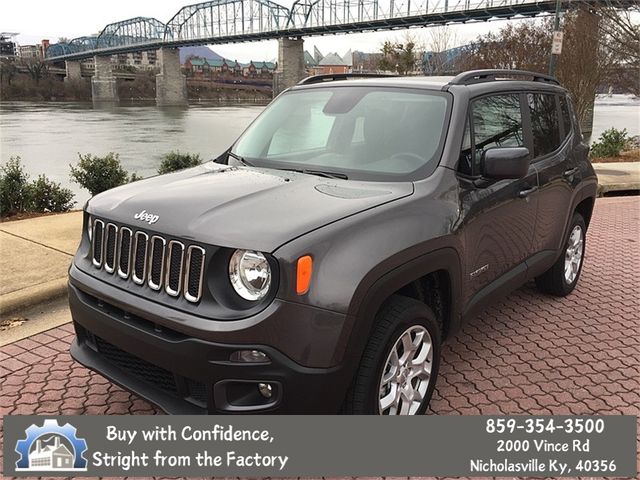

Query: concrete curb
<box><xmin>597</xmin><ymin>182</ymin><xmax>640</xmax><ymax>195</ymax></box>
<box><xmin>0</xmin><ymin>277</ymin><xmax>68</xmax><ymax>316</ymax></box>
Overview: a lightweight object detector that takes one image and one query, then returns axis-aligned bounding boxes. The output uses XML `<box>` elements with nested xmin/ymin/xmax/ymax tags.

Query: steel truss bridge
<box><xmin>45</xmin><ymin>0</ymin><xmax>635</xmax><ymax>61</ymax></box>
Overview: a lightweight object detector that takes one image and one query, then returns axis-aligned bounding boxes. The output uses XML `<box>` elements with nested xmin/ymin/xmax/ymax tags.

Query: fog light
<box><xmin>230</xmin><ymin>349</ymin><xmax>270</xmax><ymax>364</ymax></box>
<box><xmin>258</xmin><ymin>383</ymin><xmax>273</xmax><ymax>399</ymax></box>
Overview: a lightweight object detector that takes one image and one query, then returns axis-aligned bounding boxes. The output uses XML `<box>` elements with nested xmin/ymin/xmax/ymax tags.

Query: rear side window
<box><xmin>459</xmin><ymin>94</ymin><xmax>525</xmax><ymax>175</ymax></box>
<box><xmin>528</xmin><ymin>93</ymin><xmax>561</xmax><ymax>157</ymax></box>
<box><xmin>559</xmin><ymin>95</ymin><xmax>573</xmax><ymax>138</ymax></box>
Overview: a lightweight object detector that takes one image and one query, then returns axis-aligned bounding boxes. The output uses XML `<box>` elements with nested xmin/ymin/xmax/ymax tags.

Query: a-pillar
<box><xmin>64</xmin><ymin>60</ymin><xmax>82</xmax><ymax>83</ymax></box>
<box><xmin>274</xmin><ymin>37</ymin><xmax>306</xmax><ymax>97</ymax></box>
<box><xmin>156</xmin><ymin>47</ymin><xmax>187</xmax><ymax>106</ymax></box>
<box><xmin>91</xmin><ymin>56</ymin><xmax>118</xmax><ymax>103</ymax></box>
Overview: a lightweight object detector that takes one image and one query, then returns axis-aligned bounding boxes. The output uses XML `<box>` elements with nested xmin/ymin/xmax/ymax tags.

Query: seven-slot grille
<box><xmin>91</xmin><ymin>219</ymin><xmax>206</xmax><ymax>303</ymax></box>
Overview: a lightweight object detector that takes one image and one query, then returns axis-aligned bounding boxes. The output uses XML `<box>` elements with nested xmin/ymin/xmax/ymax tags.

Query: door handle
<box><xmin>518</xmin><ymin>186</ymin><xmax>538</xmax><ymax>198</ymax></box>
<box><xmin>563</xmin><ymin>167</ymin><xmax>579</xmax><ymax>178</ymax></box>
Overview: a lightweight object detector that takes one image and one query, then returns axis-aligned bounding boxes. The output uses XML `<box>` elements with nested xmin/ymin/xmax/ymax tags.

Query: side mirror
<box><xmin>482</xmin><ymin>147</ymin><xmax>530</xmax><ymax>180</ymax></box>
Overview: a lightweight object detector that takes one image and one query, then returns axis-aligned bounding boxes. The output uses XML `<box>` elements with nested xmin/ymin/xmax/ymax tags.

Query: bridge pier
<box><xmin>156</xmin><ymin>47</ymin><xmax>188</xmax><ymax>106</ymax></box>
<box><xmin>274</xmin><ymin>37</ymin><xmax>306</xmax><ymax>97</ymax></box>
<box><xmin>64</xmin><ymin>60</ymin><xmax>82</xmax><ymax>83</ymax></box>
<box><xmin>91</xmin><ymin>56</ymin><xmax>119</xmax><ymax>103</ymax></box>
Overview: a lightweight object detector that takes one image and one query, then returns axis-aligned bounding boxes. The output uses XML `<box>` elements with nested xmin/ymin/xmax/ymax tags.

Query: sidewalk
<box><xmin>593</xmin><ymin>161</ymin><xmax>640</xmax><ymax>194</ymax></box>
<box><xmin>0</xmin><ymin>211</ymin><xmax>82</xmax><ymax>315</ymax></box>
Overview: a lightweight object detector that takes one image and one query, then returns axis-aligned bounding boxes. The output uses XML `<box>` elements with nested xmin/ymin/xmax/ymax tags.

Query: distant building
<box><xmin>248</xmin><ymin>61</ymin><xmax>276</xmax><ymax>77</ymax></box>
<box><xmin>304</xmin><ymin>51</ymin><xmax>317</xmax><ymax>68</ymax></box>
<box><xmin>17</xmin><ymin>44</ymin><xmax>41</xmax><ymax>59</ymax></box>
<box><xmin>29</xmin><ymin>436</ymin><xmax>73</xmax><ymax>470</ymax></box>
<box><xmin>0</xmin><ymin>33</ymin><xmax>16</xmax><ymax>58</ymax></box>
<box><xmin>16</xmin><ymin>40</ymin><xmax>51</xmax><ymax>60</ymax></box>
<box><xmin>185</xmin><ymin>56</ymin><xmax>275</xmax><ymax>78</ymax></box>
<box><xmin>307</xmin><ymin>49</ymin><xmax>353</xmax><ymax>75</ymax></box>
<box><xmin>113</xmin><ymin>50</ymin><xmax>157</xmax><ymax>70</ymax></box>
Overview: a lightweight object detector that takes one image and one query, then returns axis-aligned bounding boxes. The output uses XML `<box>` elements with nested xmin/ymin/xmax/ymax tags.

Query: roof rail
<box><xmin>449</xmin><ymin>69</ymin><xmax>559</xmax><ymax>86</ymax></box>
<box><xmin>298</xmin><ymin>73</ymin><xmax>396</xmax><ymax>85</ymax></box>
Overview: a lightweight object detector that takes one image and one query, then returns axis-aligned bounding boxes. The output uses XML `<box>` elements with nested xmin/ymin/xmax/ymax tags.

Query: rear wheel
<box><xmin>343</xmin><ymin>295</ymin><xmax>441</xmax><ymax>415</ymax></box>
<box><xmin>535</xmin><ymin>212</ymin><xmax>586</xmax><ymax>296</ymax></box>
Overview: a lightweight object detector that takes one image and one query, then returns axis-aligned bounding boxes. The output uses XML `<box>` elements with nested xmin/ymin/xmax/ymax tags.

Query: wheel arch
<box><xmin>342</xmin><ymin>247</ymin><xmax>463</xmax><ymax>370</ymax></box>
<box><xmin>574</xmin><ymin>195</ymin><xmax>595</xmax><ymax>228</ymax></box>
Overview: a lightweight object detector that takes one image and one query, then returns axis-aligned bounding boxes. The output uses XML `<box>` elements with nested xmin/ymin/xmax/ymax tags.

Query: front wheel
<box><xmin>535</xmin><ymin>212</ymin><xmax>586</xmax><ymax>296</ymax></box>
<box><xmin>343</xmin><ymin>295</ymin><xmax>441</xmax><ymax>415</ymax></box>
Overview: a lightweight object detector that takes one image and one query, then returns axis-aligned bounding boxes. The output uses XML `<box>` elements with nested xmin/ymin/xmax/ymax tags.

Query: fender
<box><xmin>341</xmin><ymin>247</ymin><xmax>463</xmax><ymax>371</ymax></box>
<box><xmin>558</xmin><ymin>177</ymin><xmax>597</xmax><ymax>255</ymax></box>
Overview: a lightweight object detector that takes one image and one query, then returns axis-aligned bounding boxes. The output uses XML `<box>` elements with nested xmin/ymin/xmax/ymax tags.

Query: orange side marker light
<box><xmin>296</xmin><ymin>255</ymin><xmax>313</xmax><ymax>295</ymax></box>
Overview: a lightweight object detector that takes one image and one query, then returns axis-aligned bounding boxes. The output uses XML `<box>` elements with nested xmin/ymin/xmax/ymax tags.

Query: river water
<box><xmin>1</xmin><ymin>95</ymin><xmax>638</xmax><ymax>205</ymax></box>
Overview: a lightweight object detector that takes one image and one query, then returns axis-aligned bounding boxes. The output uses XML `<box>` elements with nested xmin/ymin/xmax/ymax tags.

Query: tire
<box><xmin>535</xmin><ymin>212</ymin><xmax>586</xmax><ymax>296</ymax></box>
<box><xmin>343</xmin><ymin>294</ymin><xmax>441</xmax><ymax>415</ymax></box>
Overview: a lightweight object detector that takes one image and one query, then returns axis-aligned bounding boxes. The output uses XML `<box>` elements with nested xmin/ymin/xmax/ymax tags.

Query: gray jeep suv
<box><xmin>69</xmin><ymin>70</ymin><xmax>597</xmax><ymax>414</ymax></box>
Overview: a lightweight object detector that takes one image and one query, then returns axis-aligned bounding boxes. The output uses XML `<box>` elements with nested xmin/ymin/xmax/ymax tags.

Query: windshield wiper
<box><xmin>227</xmin><ymin>151</ymin><xmax>253</xmax><ymax>167</ymax></box>
<box><xmin>283</xmin><ymin>168</ymin><xmax>348</xmax><ymax>180</ymax></box>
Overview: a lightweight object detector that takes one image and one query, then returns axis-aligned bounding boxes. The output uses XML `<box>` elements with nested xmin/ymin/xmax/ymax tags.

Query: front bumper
<box><xmin>68</xmin><ymin>266</ymin><xmax>354</xmax><ymax>414</ymax></box>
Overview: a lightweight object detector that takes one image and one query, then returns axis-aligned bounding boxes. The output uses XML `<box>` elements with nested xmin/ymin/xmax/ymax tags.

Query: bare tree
<box><xmin>456</xmin><ymin>20</ymin><xmax>550</xmax><ymax>73</ymax></box>
<box><xmin>595</xmin><ymin>2</ymin><xmax>640</xmax><ymax>95</ymax></box>
<box><xmin>455</xmin><ymin>6</ymin><xmax>632</xmax><ymax>129</ymax></box>
<box><xmin>426</xmin><ymin>26</ymin><xmax>459</xmax><ymax>74</ymax></box>
<box><xmin>24</xmin><ymin>59</ymin><xmax>49</xmax><ymax>83</ymax></box>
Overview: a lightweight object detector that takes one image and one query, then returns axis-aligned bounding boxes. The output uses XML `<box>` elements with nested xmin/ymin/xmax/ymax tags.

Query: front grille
<box><xmin>90</xmin><ymin>219</ymin><xmax>206</xmax><ymax>303</ymax></box>
<box><xmin>185</xmin><ymin>246</ymin><xmax>205</xmax><ymax>302</ymax></box>
<box><xmin>148</xmin><ymin>236</ymin><xmax>166</xmax><ymax>290</ymax></box>
<box><xmin>95</xmin><ymin>336</ymin><xmax>178</xmax><ymax>394</ymax></box>
<box><xmin>104</xmin><ymin>223</ymin><xmax>118</xmax><ymax>273</ymax></box>
<box><xmin>118</xmin><ymin>228</ymin><xmax>132</xmax><ymax>278</ymax></box>
<box><xmin>132</xmin><ymin>232</ymin><xmax>148</xmax><ymax>285</ymax></box>
<box><xmin>166</xmin><ymin>240</ymin><xmax>184</xmax><ymax>296</ymax></box>
<box><xmin>92</xmin><ymin>220</ymin><xmax>104</xmax><ymax>267</ymax></box>
<box><xmin>94</xmin><ymin>335</ymin><xmax>209</xmax><ymax>408</ymax></box>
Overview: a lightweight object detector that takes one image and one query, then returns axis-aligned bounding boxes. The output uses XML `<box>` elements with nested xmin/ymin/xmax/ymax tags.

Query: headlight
<box><xmin>229</xmin><ymin>249</ymin><xmax>271</xmax><ymax>301</ymax></box>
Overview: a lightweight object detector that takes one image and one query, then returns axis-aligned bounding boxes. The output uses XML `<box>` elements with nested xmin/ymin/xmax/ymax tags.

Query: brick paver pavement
<box><xmin>1</xmin><ymin>196</ymin><xmax>639</xmax><ymax>479</ymax></box>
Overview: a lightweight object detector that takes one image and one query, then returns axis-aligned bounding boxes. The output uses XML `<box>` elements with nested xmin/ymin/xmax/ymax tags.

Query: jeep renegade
<box><xmin>69</xmin><ymin>70</ymin><xmax>597</xmax><ymax>414</ymax></box>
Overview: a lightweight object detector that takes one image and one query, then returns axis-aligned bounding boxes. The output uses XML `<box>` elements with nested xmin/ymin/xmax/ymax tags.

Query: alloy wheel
<box><xmin>378</xmin><ymin>325</ymin><xmax>433</xmax><ymax>415</ymax></box>
<box><xmin>564</xmin><ymin>225</ymin><xmax>584</xmax><ymax>284</ymax></box>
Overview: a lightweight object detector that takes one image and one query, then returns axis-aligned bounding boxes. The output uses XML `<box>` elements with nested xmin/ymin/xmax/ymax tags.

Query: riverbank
<box><xmin>0</xmin><ymin>72</ymin><xmax>272</xmax><ymax>102</ymax></box>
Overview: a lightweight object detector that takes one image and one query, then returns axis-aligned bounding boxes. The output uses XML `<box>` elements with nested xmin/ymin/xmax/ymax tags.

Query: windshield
<box><xmin>232</xmin><ymin>86</ymin><xmax>450</xmax><ymax>181</ymax></box>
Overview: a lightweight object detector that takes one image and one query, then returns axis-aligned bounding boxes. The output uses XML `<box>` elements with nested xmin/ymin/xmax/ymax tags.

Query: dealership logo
<box><xmin>134</xmin><ymin>209</ymin><xmax>160</xmax><ymax>225</ymax></box>
<box><xmin>15</xmin><ymin>419</ymin><xmax>88</xmax><ymax>472</ymax></box>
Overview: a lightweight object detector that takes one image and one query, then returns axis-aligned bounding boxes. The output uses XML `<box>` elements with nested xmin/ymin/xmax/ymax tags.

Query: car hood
<box><xmin>87</xmin><ymin>162</ymin><xmax>413</xmax><ymax>252</ymax></box>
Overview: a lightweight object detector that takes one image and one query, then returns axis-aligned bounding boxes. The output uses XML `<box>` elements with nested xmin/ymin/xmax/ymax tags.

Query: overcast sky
<box><xmin>4</xmin><ymin>0</ymin><xmax>549</xmax><ymax>62</ymax></box>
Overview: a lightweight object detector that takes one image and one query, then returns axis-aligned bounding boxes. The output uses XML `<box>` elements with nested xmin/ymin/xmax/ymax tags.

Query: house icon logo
<box><xmin>15</xmin><ymin>419</ymin><xmax>88</xmax><ymax>471</ymax></box>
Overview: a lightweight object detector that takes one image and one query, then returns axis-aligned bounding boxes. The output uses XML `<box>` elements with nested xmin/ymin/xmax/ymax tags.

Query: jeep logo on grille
<box><xmin>134</xmin><ymin>209</ymin><xmax>159</xmax><ymax>225</ymax></box>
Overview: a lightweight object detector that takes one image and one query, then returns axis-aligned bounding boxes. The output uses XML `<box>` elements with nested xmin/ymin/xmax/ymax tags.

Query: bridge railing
<box><xmin>96</xmin><ymin>17</ymin><xmax>166</xmax><ymax>49</ymax></box>
<box><xmin>287</xmin><ymin>0</ymin><xmax>540</xmax><ymax>29</ymax></box>
<box><xmin>44</xmin><ymin>0</ymin><xmax>634</xmax><ymax>61</ymax></box>
<box><xmin>164</xmin><ymin>0</ymin><xmax>290</xmax><ymax>43</ymax></box>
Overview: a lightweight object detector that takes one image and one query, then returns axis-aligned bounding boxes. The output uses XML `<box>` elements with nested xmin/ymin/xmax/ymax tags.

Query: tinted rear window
<box><xmin>528</xmin><ymin>93</ymin><xmax>561</xmax><ymax>157</ymax></box>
